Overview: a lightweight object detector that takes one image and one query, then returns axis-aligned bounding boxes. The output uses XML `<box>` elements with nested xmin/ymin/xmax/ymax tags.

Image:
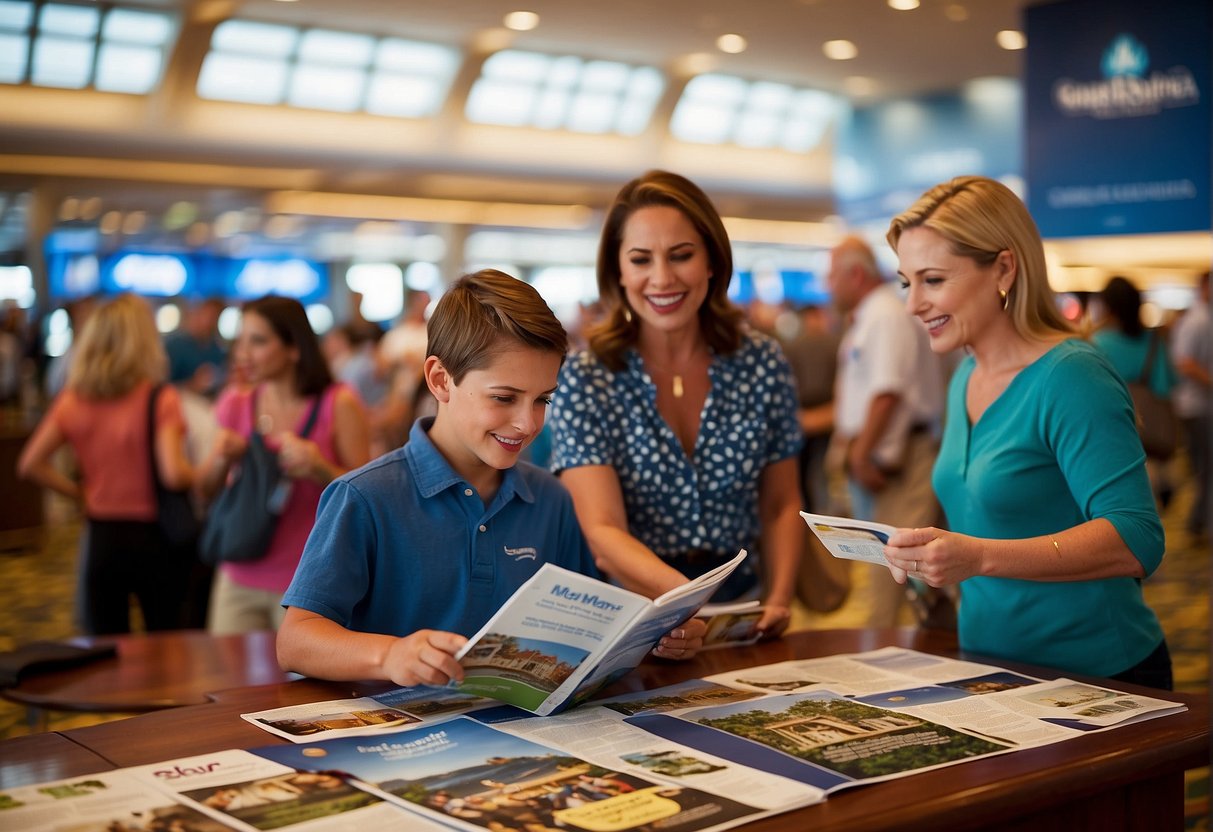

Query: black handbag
<box><xmin>198</xmin><ymin>390</ymin><xmax>321</xmax><ymax>566</ymax></box>
<box><xmin>148</xmin><ymin>383</ymin><xmax>202</xmax><ymax>548</ymax></box>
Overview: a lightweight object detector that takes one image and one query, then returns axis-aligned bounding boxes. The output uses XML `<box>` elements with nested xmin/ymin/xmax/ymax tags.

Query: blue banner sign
<box><xmin>833</xmin><ymin>82</ymin><xmax>1023</xmax><ymax>227</ymax></box>
<box><xmin>1025</xmin><ymin>0</ymin><xmax>1211</xmax><ymax>236</ymax></box>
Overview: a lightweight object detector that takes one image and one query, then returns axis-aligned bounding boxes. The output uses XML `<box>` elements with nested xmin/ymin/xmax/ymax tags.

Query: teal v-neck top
<box><xmin>934</xmin><ymin>339</ymin><xmax>1164</xmax><ymax>677</ymax></box>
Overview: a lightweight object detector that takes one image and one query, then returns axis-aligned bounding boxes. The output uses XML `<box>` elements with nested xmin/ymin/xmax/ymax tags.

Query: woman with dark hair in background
<box><xmin>199</xmin><ymin>295</ymin><xmax>371</xmax><ymax>634</ymax></box>
<box><xmin>18</xmin><ymin>294</ymin><xmax>195</xmax><ymax>634</ymax></box>
<box><xmin>1091</xmin><ymin>275</ymin><xmax>1178</xmax><ymax>506</ymax></box>
<box><xmin>549</xmin><ymin>170</ymin><xmax>803</xmax><ymax>645</ymax></box>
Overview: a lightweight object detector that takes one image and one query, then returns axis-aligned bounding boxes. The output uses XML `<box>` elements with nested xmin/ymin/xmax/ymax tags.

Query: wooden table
<box><xmin>3</xmin><ymin>628</ymin><xmax>1207</xmax><ymax>830</ymax></box>
<box><xmin>2</xmin><ymin>629</ymin><xmax>293</xmax><ymax>713</ymax></box>
<box><xmin>0</xmin><ymin>732</ymin><xmax>114</xmax><ymax>788</ymax></box>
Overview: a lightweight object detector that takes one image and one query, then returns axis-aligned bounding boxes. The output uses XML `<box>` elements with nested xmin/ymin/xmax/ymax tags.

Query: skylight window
<box><xmin>671</xmin><ymin>74</ymin><xmax>837</xmax><ymax>152</ymax></box>
<box><xmin>198</xmin><ymin>20</ymin><xmax>458</xmax><ymax>118</ymax></box>
<box><xmin>466</xmin><ymin>49</ymin><xmax>663</xmax><ymax>136</ymax></box>
<box><xmin>0</xmin><ymin>1</ymin><xmax>175</xmax><ymax>92</ymax></box>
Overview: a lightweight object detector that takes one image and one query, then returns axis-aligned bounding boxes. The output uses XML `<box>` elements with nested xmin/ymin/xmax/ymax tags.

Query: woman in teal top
<box><xmin>1091</xmin><ymin>275</ymin><xmax>1176</xmax><ymax>400</ymax></box>
<box><xmin>1091</xmin><ymin>275</ymin><xmax>1178</xmax><ymax>508</ymax></box>
<box><xmin>881</xmin><ymin>176</ymin><xmax>1170</xmax><ymax>690</ymax></box>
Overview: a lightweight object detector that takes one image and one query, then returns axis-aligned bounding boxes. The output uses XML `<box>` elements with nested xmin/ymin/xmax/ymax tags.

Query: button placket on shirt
<box><xmin>460</xmin><ymin>486</ymin><xmax>495</xmax><ymax>586</ymax></box>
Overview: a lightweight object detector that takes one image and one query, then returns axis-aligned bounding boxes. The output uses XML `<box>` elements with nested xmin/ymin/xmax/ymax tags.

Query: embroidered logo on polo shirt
<box><xmin>503</xmin><ymin>545</ymin><xmax>538</xmax><ymax>561</ymax></box>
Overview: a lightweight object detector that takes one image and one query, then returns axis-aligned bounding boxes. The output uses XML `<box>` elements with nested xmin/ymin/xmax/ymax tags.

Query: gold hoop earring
<box><xmin>999</xmin><ymin>289</ymin><xmax>1009</xmax><ymax>311</ymax></box>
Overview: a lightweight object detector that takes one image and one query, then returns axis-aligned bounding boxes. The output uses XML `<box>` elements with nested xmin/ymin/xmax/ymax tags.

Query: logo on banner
<box><xmin>1053</xmin><ymin>33</ymin><xmax>1200</xmax><ymax>119</ymax></box>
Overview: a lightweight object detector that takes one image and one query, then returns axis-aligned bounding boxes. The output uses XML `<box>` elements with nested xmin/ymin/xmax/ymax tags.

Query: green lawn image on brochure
<box><xmin>183</xmin><ymin>774</ymin><xmax>380</xmax><ymax>830</ymax></box>
<box><xmin>456</xmin><ymin>633</ymin><xmax>592</xmax><ymax>711</ymax></box>
<box><xmin>693</xmin><ymin>691</ymin><xmax>1010</xmax><ymax>780</ymax></box>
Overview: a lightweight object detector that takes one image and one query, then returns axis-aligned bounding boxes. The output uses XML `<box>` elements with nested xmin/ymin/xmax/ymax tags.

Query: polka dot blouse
<box><xmin>550</xmin><ymin>329</ymin><xmax>803</xmax><ymax>560</ymax></box>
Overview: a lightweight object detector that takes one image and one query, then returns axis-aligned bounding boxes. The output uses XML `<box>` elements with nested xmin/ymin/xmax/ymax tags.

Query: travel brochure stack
<box><xmin>4</xmin><ymin>646</ymin><xmax>1184</xmax><ymax>832</ymax></box>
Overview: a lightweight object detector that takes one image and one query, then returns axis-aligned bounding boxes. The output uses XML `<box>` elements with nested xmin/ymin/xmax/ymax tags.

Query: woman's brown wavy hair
<box><xmin>588</xmin><ymin>170</ymin><xmax>743</xmax><ymax>371</ymax></box>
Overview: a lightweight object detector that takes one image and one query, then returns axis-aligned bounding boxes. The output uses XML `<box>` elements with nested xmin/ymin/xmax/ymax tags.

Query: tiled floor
<box><xmin>1</xmin><ymin>469</ymin><xmax>1208</xmax><ymax>825</ymax></box>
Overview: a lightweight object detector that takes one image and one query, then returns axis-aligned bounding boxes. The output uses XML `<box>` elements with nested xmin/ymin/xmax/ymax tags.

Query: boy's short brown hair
<box><xmin>426</xmin><ymin>269</ymin><xmax>568</xmax><ymax>383</ymax></box>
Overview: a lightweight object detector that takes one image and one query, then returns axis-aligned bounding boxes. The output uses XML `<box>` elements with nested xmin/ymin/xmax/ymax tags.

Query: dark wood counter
<box><xmin>4</xmin><ymin>628</ymin><xmax>1206</xmax><ymax>831</ymax></box>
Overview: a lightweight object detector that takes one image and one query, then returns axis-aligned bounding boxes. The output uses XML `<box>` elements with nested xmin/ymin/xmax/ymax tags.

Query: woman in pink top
<box><xmin>199</xmin><ymin>296</ymin><xmax>370</xmax><ymax>634</ymax></box>
<box><xmin>18</xmin><ymin>294</ymin><xmax>195</xmax><ymax>634</ymax></box>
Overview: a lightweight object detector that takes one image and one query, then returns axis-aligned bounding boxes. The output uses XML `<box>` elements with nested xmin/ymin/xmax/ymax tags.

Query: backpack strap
<box><xmin>248</xmin><ymin>384</ymin><xmax>323</xmax><ymax>438</ymax></box>
<box><xmin>147</xmin><ymin>383</ymin><xmax>166</xmax><ymax>490</ymax></box>
<box><xmin>1139</xmin><ymin>331</ymin><xmax>1160</xmax><ymax>386</ymax></box>
<box><xmin>299</xmin><ymin>388</ymin><xmax>324</xmax><ymax>439</ymax></box>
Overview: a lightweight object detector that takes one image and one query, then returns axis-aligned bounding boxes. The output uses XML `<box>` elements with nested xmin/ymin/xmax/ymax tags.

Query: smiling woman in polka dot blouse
<box><xmin>550</xmin><ymin>170</ymin><xmax>805</xmax><ymax>643</ymax></box>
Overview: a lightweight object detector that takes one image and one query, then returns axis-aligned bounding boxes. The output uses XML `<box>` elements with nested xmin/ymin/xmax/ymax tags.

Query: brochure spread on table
<box><xmin>124</xmin><ymin>747</ymin><xmax>444</xmax><ymax>831</ymax></box>
<box><xmin>242</xmin><ymin>684</ymin><xmax>496</xmax><ymax>743</ymax></box>
<box><xmin>800</xmin><ymin>510</ymin><xmax>897</xmax><ymax>565</ymax></box>
<box><xmin>452</xmin><ymin>550</ymin><xmax>748</xmax><ymax>715</ymax></box>
<box><xmin>250</xmin><ymin>716</ymin><xmax>780</xmax><ymax>832</ymax></box>
<box><xmin>6</xmin><ymin>648</ymin><xmax>1185</xmax><ymax>832</ymax></box>
<box><xmin>619</xmin><ymin>647</ymin><xmax>1186</xmax><ymax>792</ymax></box>
<box><xmin>0</xmin><ymin>768</ymin><xmax>250</xmax><ymax>832</ymax></box>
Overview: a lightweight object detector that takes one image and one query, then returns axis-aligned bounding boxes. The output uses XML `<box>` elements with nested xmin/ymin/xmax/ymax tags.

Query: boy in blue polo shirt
<box><xmin>278</xmin><ymin>270</ymin><xmax>703</xmax><ymax>687</ymax></box>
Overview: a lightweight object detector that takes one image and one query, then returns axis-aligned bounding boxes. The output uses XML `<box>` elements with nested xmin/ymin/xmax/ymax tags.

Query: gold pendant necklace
<box><xmin>672</xmin><ymin>375</ymin><xmax>684</xmax><ymax>398</ymax></box>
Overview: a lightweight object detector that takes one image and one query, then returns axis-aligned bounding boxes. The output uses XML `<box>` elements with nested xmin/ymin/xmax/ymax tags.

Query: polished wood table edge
<box><xmin>1</xmin><ymin>629</ymin><xmax>291</xmax><ymax>712</ymax></box>
<box><xmin>0</xmin><ymin>732</ymin><xmax>116</xmax><ymax>789</ymax></box>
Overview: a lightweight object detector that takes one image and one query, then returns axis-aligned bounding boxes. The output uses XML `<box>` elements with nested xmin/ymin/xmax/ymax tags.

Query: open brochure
<box><xmin>241</xmin><ymin>684</ymin><xmax>496</xmax><ymax>743</ymax></box>
<box><xmin>696</xmin><ymin>600</ymin><xmax>763</xmax><ymax>650</ymax></box>
<box><xmin>0</xmin><ymin>769</ymin><xmax>250</xmax><ymax>832</ymax></box>
<box><xmin>452</xmin><ymin>549</ymin><xmax>748</xmax><ymax>715</ymax></box>
<box><xmin>250</xmin><ymin>716</ymin><xmax>780</xmax><ymax>832</ymax></box>
<box><xmin>612</xmin><ymin>647</ymin><xmax>1186</xmax><ymax>793</ymax></box>
<box><xmin>124</xmin><ymin>747</ymin><xmax>444</xmax><ymax>831</ymax></box>
<box><xmin>800</xmin><ymin>511</ymin><xmax>896</xmax><ymax>565</ymax></box>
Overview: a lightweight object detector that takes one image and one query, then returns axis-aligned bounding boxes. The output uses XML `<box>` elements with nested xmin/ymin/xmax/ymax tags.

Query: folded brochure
<box><xmin>800</xmin><ymin>511</ymin><xmax>895</xmax><ymax>566</ymax></box>
<box><xmin>454</xmin><ymin>550</ymin><xmax>748</xmax><ymax>715</ymax></box>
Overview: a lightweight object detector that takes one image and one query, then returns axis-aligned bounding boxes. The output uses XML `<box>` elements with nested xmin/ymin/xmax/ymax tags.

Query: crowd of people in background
<box><xmin>3</xmin><ymin>172</ymin><xmax>1208</xmax><ymax>693</ymax></box>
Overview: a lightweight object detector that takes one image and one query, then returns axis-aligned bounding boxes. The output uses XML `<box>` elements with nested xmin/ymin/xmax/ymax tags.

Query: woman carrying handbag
<box><xmin>198</xmin><ymin>296</ymin><xmax>371</xmax><ymax>635</ymax></box>
<box><xmin>18</xmin><ymin>294</ymin><xmax>196</xmax><ymax>635</ymax></box>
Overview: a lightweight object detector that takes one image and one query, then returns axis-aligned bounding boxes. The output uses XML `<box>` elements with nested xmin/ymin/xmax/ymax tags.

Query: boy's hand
<box><xmin>652</xmin><ymin>617</ymin><xmax>707</xmax><ymax>661</ymax></box>
<box><xmin>380</xmin><ymin>630</ymin><xmax>468</xmax><ymax>687</ymax></box>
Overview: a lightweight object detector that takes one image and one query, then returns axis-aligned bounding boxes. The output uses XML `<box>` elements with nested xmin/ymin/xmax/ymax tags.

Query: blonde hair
<box><xmin>67</xmin><ymin>293</ymin><xmax>167</xmax><ymax>398</ymax></box>
<box><xmin>887</xmin><ymin>176</ymin><xmax>1073</xmax><ymax>339</ymax></box>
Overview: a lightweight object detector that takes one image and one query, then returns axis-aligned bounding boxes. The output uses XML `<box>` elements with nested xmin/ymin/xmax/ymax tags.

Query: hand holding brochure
<box><xmin>696</xmin><ymin>600</ymin><xmax>763</xmax><ymax>649</ymax></box>
<box><xmin>454</xmin><ymin>550</ymin><xmax>748</xmax><ymax>715</ymax></box>
<box><xmin>800</xmin><ymin>511</ymin><xmax>895</xmax><ymax>565</ymax></box>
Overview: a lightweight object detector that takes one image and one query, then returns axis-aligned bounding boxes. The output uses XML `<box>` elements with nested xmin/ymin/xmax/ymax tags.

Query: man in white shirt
<box><xmin>1170</xmin><ymin>271</ymin><xmax>1210</xmax><ymax>540</ymax></box>
<box><xmin>828</xmin><ymin>235</ymin><xmax>945</xmax><ymax>627</ymax></box>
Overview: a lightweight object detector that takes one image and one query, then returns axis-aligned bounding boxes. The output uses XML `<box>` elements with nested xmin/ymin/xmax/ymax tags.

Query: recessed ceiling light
<box><xmin>888</xmin><ymin>0</ymin><xmax>919</xmax><ymax>10</ymax></box>
<box><xmin>472</xmin><ymin>27</ymin><xmax>515</xmax><ymax>53</ymax></box>
<box><xmin>823</xmin><ymin>39</ymin><xmax>858</xmax><ymax>60</ymax></box>
<box><xmin>503</xmin><ymin>11</ymin><xmax>539</xmax><ymax>31</ymax></box>
<box><xmin>843</xmin><ymin>76</ymin><xmax>878</xmax><ymax>97</ymax></box>
<box><xmin>716</xmin><ymin>33</ymin><xmax>748</xmax><ymax>54</ymax></box>
<box><xmin>996</xmin><ymin>29</ymin><xmax>1027</xmax><ymax>50</ymax></box>
<box><xmin>945</xmin><ymin>4</ymin><xmax>969</xmax><ymax>21</ymax></box>
<box><xmin>675</xmin><ymin>52</ymin><xmax>717</xmax><ymax>76</ymax></box>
